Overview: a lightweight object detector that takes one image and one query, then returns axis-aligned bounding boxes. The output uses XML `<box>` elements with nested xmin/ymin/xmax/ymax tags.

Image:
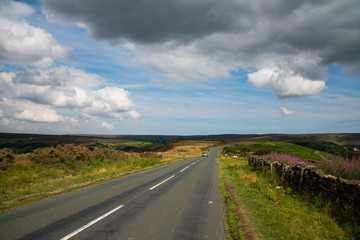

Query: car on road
<box><xmin>202</xmin><ymin>152</ymin><xmax>208</xmax><ymax>157</ymax></box>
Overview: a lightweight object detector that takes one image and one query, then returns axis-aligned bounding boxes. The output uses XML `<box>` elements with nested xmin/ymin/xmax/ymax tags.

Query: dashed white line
<box><xmin>180</xmin><ymin>166</ymin><xmax>190</xmax><ymax>172</ymax></box>
<box><xmin>191</xmin><ymin>162</ymin><xmax>196</xmax><ymax>165</ymax></box>
<box><xmin>60</xmin><ymin>204</ymin><xmax>124</xmax><ymax>240</ymax></box>
<box><xmin>149</xmin><ymin>175</ymin><xmax>175</xmax><ymax>190</ymax></box>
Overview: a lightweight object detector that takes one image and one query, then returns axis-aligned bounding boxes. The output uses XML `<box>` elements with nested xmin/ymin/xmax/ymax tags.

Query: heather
<box><xmin>223</xmin><ymin>141</ymin><xmax>325</xmax><ymax>161</ymax></box>
<box><xmin>262</xmin><ymin>152</ymin><xmax>360</xmax><ymax>180</ymax></box>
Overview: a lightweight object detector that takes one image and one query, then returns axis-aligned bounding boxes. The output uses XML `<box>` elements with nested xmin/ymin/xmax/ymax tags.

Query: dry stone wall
<box><xmin>248</xmin><ymin>157</ymin><xmax>360</xmax><ymax>221</ymax></box>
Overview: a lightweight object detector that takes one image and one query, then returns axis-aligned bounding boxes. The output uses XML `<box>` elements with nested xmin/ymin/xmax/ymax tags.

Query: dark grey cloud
<box><xmin>42</xmin><ymin>0</ymin><xmax>245</xmax><ymax>43</ymax></box>
<box><xmin>42</xmin><ymin>0</ymin><xmax>360</xmax><ymax>96</ymax></box>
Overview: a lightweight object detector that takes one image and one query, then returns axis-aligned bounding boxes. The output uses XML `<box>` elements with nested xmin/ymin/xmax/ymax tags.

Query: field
<box><xmin>1</xmin><ymin>132</ymin><xmax>360</xmax><ymax>153</ymax></box>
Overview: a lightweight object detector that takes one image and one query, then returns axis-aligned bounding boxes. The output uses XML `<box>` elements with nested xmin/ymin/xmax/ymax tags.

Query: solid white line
<box><xmin>149</xmin><ymin>175</ymin><xmax>175</xmax><ymax>190</ymax></box>
<box><xmin>60</xmin><ymin>205</ymin><xmax>124</xmax><ymax>240</ymax></box>
<box><xmin>180</xmin><ymin>166</ymin><xmax>190</xmax><ymax>172</ymax></box>
<box><xmin>191</xmin><ymin>162</ymin><xmax>196</xmax><ymax>165</ymax></box>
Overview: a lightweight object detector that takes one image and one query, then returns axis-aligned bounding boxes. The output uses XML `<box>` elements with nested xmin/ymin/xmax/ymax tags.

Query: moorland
<box><xmin>1</xmin><ymin>132</ymin><xmax>360</xmax><ymax>239</ymax></box>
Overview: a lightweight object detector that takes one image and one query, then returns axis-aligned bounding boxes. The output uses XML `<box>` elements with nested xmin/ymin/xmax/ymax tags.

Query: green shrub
<box><xmin>0</xmin><ymin>148</ymin><xmax>15</xmax><ymax>170</ymax></box>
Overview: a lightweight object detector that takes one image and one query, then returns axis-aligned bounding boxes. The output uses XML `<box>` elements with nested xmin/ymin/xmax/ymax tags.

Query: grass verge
<box><xmin>0</xmin><ymin>140</ymin><xmax>219</xmax><ymax>212</ymax></box>
<box><xmin>218</xmin><ymin>154</ymin><xmax>350</xmax><ymax>240</ymax></box>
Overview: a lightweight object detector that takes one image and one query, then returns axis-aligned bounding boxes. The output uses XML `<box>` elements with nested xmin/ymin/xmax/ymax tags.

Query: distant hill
<box><xmin>1</xmin><ymin>132</ymin><xmax>359</xmax><ymax>153</ymax></box>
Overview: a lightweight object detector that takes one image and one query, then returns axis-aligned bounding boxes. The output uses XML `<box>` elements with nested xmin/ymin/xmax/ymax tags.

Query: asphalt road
<box><xmin>0</xmin><ymin>147</ymin><xmax>225</xmax><ymax>240</ymax></box>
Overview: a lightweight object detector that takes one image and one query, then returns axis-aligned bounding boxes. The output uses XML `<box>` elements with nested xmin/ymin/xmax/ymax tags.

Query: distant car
<box><xmin>202</xmin><ymin>152</ymin><xmax>208</xmax><ymax>157</ymax></box>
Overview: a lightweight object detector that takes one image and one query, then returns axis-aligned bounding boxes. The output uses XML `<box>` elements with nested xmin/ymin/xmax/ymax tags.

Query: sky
<box><xmin>0</xmin><ymin>0</ymin><xmax>359</xmax><ymax>135</ymax></box>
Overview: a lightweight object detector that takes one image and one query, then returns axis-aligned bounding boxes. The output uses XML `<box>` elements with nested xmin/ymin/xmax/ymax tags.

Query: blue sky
<box><xmin>0</xmin><ymin>0</ymin><xmax>359</xmax><ymax>135</ymax></box>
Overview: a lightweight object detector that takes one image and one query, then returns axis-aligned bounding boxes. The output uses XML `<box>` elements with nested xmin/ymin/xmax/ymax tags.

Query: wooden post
<box><xmin>299</xmin><ymin>167</ymin><xmax>305</xmax><ymax>192</ymax></box>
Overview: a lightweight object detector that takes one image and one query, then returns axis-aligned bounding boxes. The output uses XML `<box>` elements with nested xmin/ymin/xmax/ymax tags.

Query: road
<box><xmin>0</xmin><ymin>147</ymin><xmax>225</xmax><ymax>240</ymax></box>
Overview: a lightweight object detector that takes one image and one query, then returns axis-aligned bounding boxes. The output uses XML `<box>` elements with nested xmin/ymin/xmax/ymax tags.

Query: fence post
<box><xmin>299</xmin><ymin>167</ymin><xmax>305</xmax><ymax>192</ymax></box>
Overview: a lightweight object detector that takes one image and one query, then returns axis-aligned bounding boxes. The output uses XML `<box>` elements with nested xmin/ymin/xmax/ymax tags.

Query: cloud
<box><xmin>1</xmin><ymin>118</ymin><xmax>9</xmax><ymax>125</ymax></box>
<box><xmin>126</xmin><ymin>41</ymin><xmax>232</xmax><ymax>82</ymax></box>
<box><xmin>168</xmin><ymin>103</ymin><xmax>177</xmax><ymax>108</ymax></box>
<box><xmin>12</xmin><ymin>66</ymin><xmax>103</xmax><ymax>108</ymax></box>
<box><xmin>85</xmin><ymin>87</ymin><xmax>140</xmax><ymax>120</ymax></box>
<box><xmin>101</xmin><ymin>121</ymin><xmax>113</xmax><ymax>131</ymax></box>
<box><xmin>280</xmin><ymin>107</ymin><xmax>294</xmax><ymax>116</ymax></box>
<box><xmin>0</xmin><ymin>66</ymin><xmax>140</xmax><ymax>124</ymax></box>
<box><xmin>42</xmin><ymin>0</ymin><xmax>360</xmax><ymax>96</ymax></box>
<box><xmin>0</xmin><ymin>0</ymin><xmax>70</xmax><ymax>67</ymax></box>
<box><xmin>0</xmin><ymin>109</ymin><xmax>8</xmax><ymax>125</ymax></box>
<box><xmin>248</xmin><ymin>66</ymin><xmax>326</xmax><ymax>98</ymax></box>
<box><xmin>0</xmin><ymin>97</ymin><xmax>65</xmax><ymax>123</ymax></box>
<box><xmin>14</xmin><ymin>103</ymin><xmax>65</xmax><ymax>123</ymax></box>
<box><xmin>42</xmin><ymin>0</ymin><xmax>241</xmax><ymax>44</ymax></box>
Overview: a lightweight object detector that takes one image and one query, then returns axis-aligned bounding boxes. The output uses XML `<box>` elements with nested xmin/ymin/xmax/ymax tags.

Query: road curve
<box><xmin>0</xmin><ymin>147</ymin><xmax>225</xmax><ymax>240</ymax></box>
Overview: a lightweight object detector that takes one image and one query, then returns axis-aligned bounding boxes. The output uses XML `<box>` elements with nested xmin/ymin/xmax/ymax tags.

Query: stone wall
<box><xmin>248</xmin><ymin>157</ymin><xmax>360</xmax><ymax>221</ymax></box>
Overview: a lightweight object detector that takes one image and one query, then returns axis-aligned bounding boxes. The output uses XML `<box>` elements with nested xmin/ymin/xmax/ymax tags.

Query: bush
<box><xmin>0</xmin><ymin>148</ymin><xmax>15</xmax><ymax>170</ymax></box>
<box><xmin>29</xmin><ymin>144</ymin><xmax>128</xmax><ymax>172</ymax></box>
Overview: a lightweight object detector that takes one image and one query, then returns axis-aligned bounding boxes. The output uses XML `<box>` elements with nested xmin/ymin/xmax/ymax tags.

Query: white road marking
<box><xmin>60</xmin><ymin>204</ymin><xmax>124</xmax><ymax>240</ymax></box>
<box><xmin>149</xmin><ymin>175</ymin><xmax>175</xmax><ymax>190</ymax></box>
<box><xmin>191</xmin><ymin>162</ymin><xmax>196</xmax><ymax>165</ymax></box>
<box><xmin>180</xmin><ymin>166</ymin><xmax>190</xmax><ymax>172</ymax></box>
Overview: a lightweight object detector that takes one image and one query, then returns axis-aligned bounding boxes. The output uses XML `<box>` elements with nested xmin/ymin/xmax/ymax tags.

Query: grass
<box><xmin>0</xmin><ymin>140</ymin><xmax>220</xmax><ymax>212</ymax></box>
<box><xmin>219</xmin><ymin>161</ymin><xmax>247</xmax><ymax>240</ymax></box>
<box><xmin>0</xmin><ymin>155</ymin><xmax>158</xmax><ymax>203</ymax></box>
<box><xmin>223</xmin><ymin>141</ymin><xmax>333</xmax><ymax>161</ymax></box>
<box><xmin>219</xmin><ymin>153</ymin><xmax>349</xmax><ymax>240</ymax></box>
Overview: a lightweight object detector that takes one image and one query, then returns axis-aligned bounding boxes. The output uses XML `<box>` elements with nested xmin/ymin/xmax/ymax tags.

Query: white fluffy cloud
<box><xmin>0</xmin><ymin>0</ymin><xmax>69</xmax><ymax>67</ymax></box>
<box><xmin>1</xmin><ymin>97</ymin><xmax>65</xmax><ymax>123</ymax></box>
<box><xmin>126</xmin><ymin>41</ymin><xmax>232</xmax><ymax>82</ymax></box>
<box><xmin>248</xmin><ymin>66</ymin><xmax>326</xmax><ymax>98</ymax></box>
<box><xmin>12</xmin><ymin>66</ymin><xmax>103</xmax><ymax>108</ymax></box>
<box><xmin>101</xmin><ymin>121</ymin><xmax>113</xmax><ymax>131</ymax></box>
<box><xmin>0</xmin><ymin>66</ymin><xmax>140</xmax><ymax>124</ymax></box>
<box><xmin>14</xmin><ymin>103</ymin><xmax>65</xmax><ymax>123</ymax></box>
<box><xmin>84</xmin><ymin>87</ymin><xmax>139</xmax><ymax>120</ymax></box>
<box><xmin>280</xmin><ymin>106</ymin><xmax>295</xmax><ymax>116</ymax></box>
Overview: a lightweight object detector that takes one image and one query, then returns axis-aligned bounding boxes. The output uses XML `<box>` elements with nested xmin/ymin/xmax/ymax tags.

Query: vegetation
<box><xmin>292</xmin><ymin>141</ymin><xmax>360</xmax><ymax>159</ymax></box>
<box><xmin>223</xmin><ymin>141</ymin><xmax>328</xmax><ymax>161</ymax></box>
<box><xmin>0</xmin><ymin>148</ymin><xmax>15</xmax><ymax>170</ymax></box>
<box><xmin>85</xmin><ymin>141</ymin><xmax>154</xmax><ymax>152</ymax></box>
<box><xmin>2</xmin><ymin>134</ymin><xmax>360</xmax><ymax>238</ymax></box>
<box><xmin>0</xmin><ymin>140</ymin><xmax>219</xmax><ymax>212</ymax></box>
<box><xmin>262</xmin><ymin>152</ymin><xmax>360</xmax><ymax>180</ymax></box>
<box><xmin>2</xmin><ymin>132</ymin><xmax>359</xmax><ymax>153</ymax></box>
<box><xmin>220</xmin><ymin>141</ymin><xmax>360</xmax><ymax>239</ymax></box>
<box><xmin>219</xmin><ymin>154</ymin><xmax>350</xmax><ymax>240</ymax></box>
<box><xmin>0</xmin><ymin>138</ymin><xmax>51</xmax><ymax>154</ymax></box>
